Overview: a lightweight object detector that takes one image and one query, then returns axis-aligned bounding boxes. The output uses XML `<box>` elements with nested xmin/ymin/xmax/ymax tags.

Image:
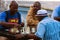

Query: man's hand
<box><xmin>20</xmin><ymin>22</ymin><xmax>24</xmax><ymax>27</ymax></box>
<box><xmin>13</xmin><ymin>23</ymin><xmax>24</xmax><ymax>27</ymax></box>
<box><xmin>54</xmin><ymin>17</ymin><xmax>60</xmax><ymax>21</ymax></box>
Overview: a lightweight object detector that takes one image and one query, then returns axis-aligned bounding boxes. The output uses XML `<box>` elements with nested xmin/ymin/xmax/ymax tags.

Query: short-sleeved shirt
<box><xmin>0</xmin><ymin>10</ymin><xmax>21</xmax><ymax>29</ymax></box>
<box><xmin>35</xmin><ymin>17</ymin><xmax>60</xmax><ymax>40</ymax></box>
<box><xmin>51</xmin><ymin>6</ymin><xmax>60</xmax><ymax>19</ymax></box>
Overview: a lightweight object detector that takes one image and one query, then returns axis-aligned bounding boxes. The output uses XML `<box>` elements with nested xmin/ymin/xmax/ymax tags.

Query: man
<box><xmin>0</xmin><ymin>1</ymin><xmax>24</xmax><ymax>40</ymax></box>
<box><xmin>51</xmin><ymin>5</ymin><xmax>60</xmax><ymax>21</ymax></box>
<box><xmin>26</xmin><ymin>1</ymin><xmax>41</xmax><ymax>33</ymax></box>
<box><xmin>25</xmin><ymin>10</ymin><xmax>60</xmax><ymax>40</ymax></box>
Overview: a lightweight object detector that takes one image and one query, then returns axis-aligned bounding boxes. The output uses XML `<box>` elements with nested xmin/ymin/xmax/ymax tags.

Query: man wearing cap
<box><xmin>25</xmin><ymin>10</ymin><xmax>60</xmax><ymax>40</ymax></box>
<box><xmin>51</xmin><ymin>5</ymin><xmax>60</xmax><ymax>21</ymax></box>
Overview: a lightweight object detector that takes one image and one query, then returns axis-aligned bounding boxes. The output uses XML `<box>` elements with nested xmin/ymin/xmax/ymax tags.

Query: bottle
<box><xmin>25</xmin><ymin>26</ymin><xmax>30</xmax><ymax>34</ymax></box>
<box><xmin>31</xmin><ymin>27</ymin><xmax>35</xmax><ymax>34</ymax></box>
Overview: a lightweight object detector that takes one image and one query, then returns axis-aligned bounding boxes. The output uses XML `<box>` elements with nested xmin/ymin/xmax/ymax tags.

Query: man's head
<box><xmin>9</xmin><ymin>1</ymin><xmax>18</xmax><ymax>13</ymax></box>
<box><xmin>33</xmin><ymin>1</ymin><xmax>41</xmax><ymax>11</ymax></box>
<box><xmin>35</xmin><ymin>10</ymin><xmax>48</xmax><ymax>21</ymax></box>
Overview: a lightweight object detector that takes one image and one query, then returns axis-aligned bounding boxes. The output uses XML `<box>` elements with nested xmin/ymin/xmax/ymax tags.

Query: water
<box><xmin>18</xmin><ymin>7</ymin><xmax>29</xmax><ymax>20</ymax></box>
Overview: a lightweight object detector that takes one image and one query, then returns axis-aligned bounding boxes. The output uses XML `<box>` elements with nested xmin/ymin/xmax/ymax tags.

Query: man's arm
<box><xmin>0</xmin><ymin>22</ymin><xmax>25</xmax><ymax>28</ymax></box>
<box><xmin>20</xmin><ymin>22</ymin><xmax>24</xmax><ymax>27</ymax></box>
<box><xmin>0</xmin><ymin>22</ymin><xmax>18</xmax><ymax>28</ymax></box>
<box><xmin>54</xmin><ymin>17</ymin><xmax>60</xmax><ymax>21</ymax></box>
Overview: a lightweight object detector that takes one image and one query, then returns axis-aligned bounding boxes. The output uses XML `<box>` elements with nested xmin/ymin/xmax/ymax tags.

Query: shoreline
<box><xmin>19</xmin><ymin>6</ymin><xmax>53</xmax><ymax>11</ymax></box>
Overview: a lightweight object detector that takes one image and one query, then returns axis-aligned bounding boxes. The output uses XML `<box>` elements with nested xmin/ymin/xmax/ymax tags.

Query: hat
<box><xmin>35</xmin><ymin>10</ymin><xmax>48</xmax><ymax>16</ymax></box>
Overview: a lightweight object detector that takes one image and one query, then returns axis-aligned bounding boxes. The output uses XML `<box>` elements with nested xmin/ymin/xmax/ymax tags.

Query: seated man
<box><xmin>0</xmin><ymin>1</ymin><xmax>24</xmax><ymax>40</ymax></box>
<box><xmin>25</xmin><ymin>10</ymin><xmax>60</xmax><ymax>40</ymax></box>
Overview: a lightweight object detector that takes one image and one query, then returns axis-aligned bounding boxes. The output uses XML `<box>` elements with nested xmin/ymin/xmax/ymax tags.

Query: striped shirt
<box><xmin>35</xmin><ymin>17</ymin><xmax>60</xmax><ymax>40</ymax></box>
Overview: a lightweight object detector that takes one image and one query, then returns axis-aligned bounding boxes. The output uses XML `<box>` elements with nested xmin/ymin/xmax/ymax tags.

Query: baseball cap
<box><xmin>35</xmin><ymin>10</ymin><xmax>48</xmax><ymax>16</ymax></box>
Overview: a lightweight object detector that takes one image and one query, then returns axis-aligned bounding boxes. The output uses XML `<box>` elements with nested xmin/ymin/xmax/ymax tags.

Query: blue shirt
<box><xmin>51</xmin><ymin>5</ymin><xmax>60</xmax><ymax>19</ymax></box>
<box><xmin>0</xmin><ymin>11</ymin><xmax>21</xmax><ymax>29</ymax></box>
<box><xmin>35</xmin><ymin>17</ymin><xmax>60</xmax><ymax>40</ymax></box>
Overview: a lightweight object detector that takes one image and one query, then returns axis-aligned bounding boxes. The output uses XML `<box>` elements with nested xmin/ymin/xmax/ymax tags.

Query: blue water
<box><xmin>18</xmin><ymin>7</ymin><xmax>29</xmax><ymax>20</ymax></box>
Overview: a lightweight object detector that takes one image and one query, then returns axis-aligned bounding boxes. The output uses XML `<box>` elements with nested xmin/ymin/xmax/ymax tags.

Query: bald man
<box><xmin>0</xmin><ymin>1</ymin><xmax>24</xmax><ymax>40</ymax></box>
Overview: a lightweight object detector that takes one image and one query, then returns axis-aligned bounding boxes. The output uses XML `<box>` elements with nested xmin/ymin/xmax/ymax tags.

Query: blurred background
<box><xmin>0</xmin><ymin>0</ymin><xmax>60</xmax><ymax>19</ymax></box>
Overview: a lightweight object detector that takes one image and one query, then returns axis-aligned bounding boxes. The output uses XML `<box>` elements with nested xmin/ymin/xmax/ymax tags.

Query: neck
<box><xmin>39</xmin><ymin>17</ymin><xmax>46</xmax><ymax>21</ymax></box>
<box><xmin>10</xmin><ymin>11</ymin><xmax>16</xmax><ymax>15</ymax></box>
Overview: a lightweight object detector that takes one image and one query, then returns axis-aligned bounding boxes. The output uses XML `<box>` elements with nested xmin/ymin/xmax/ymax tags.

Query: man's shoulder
<box><xmin>17</xmin><ymin>12</ymin><xmax>21</xmax><ymax>15</ymax></box>
<box><xmin>56</xmin><ymin>5</ymin><xmax>60</xmax><ymax>8</ymax></box>
<box><xmin>54</xmin><ymin>5</ymin><xmax>60</xmax><ymax>10</ymax></box>
<box><xmin>40</xmin><ymin>18</ymin><xmax>54</xmax><ymax>24</ymax></box>
<box><xmin>43</xmin><ymin>18</ymin><xmax>59</xmax><ymax>24</ymax></box>
<box><xmin>0</xmin><ymin>11</ymin><xmax>6</xmax><ymax>16</ymax></box>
